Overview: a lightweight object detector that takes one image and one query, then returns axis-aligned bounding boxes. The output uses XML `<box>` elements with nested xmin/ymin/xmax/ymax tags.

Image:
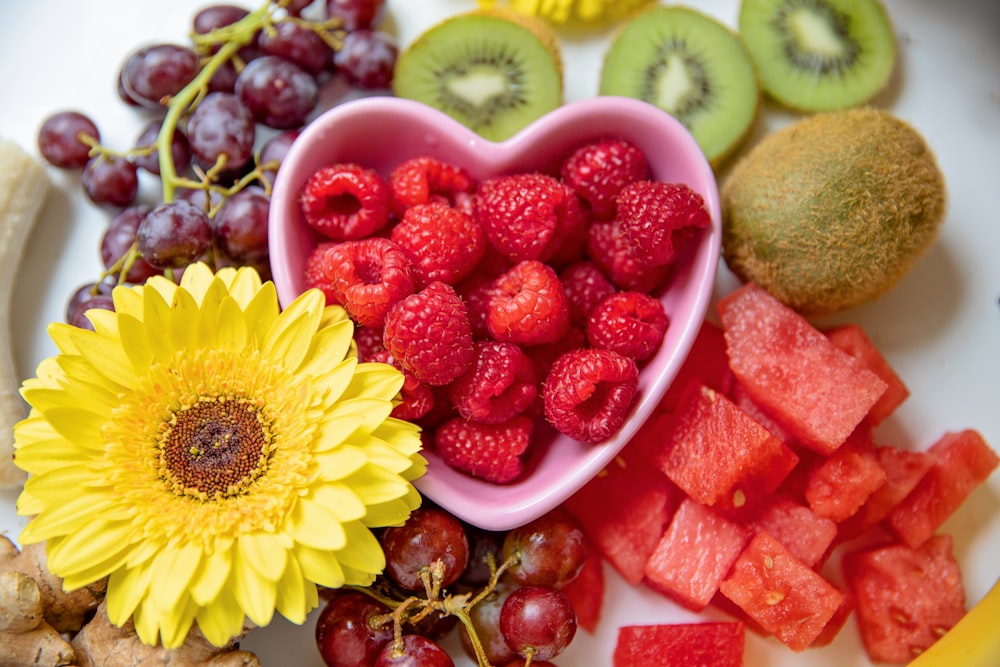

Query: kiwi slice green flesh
<box><xmin>738</xmin><ymin>0</ymin><xmax>896</xmax><ymax>111</ymax></box>
<box><xmin>393</xmin><ymin>12</ymin><xmax>563</xmax><ymax>142</ymax></box>
<box><xmin>599</xmin><ymin>6</ymin><xmax>760</xmax><ymax>167</ymax></box>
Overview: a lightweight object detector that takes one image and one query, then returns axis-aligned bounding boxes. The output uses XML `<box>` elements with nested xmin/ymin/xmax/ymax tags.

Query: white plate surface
<box><xmin>1</xmin><ymin>1</ymin><xmax>998</xmax><ymax>665</ymax></box>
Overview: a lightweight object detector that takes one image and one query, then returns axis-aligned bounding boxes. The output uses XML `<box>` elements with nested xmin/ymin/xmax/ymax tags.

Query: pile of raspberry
<box><xmin>299</xmin><ymin>138</ymin><xmax>711</xmax><ymax>484</ymax></box>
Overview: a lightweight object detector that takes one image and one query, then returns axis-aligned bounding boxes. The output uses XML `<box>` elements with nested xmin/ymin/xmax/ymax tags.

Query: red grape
<box><xmin>37</xmin><ymin>110</ymin><xmax>99</xmax><ymax>169</ymax></box>
<box><xmin>185</xmin><ymin>91</ymin><xmax>256</xmax><ymax>172</ymax></box>
<box><xmin>499</xmin><ymin>585</ymin><xmax>577</xmax><ymax>661</ymax></box>
<box><xmin>333</xmin><ymin>29</ymin><xmax>397</xmax><ymax>90</ymax></box>
<box><xmin>258</xmin><ymin>20</ymin><xmax>332</xmax><ymax>75</ymax></box>
<box><xmin>120</xmin><ymin>43</ymin><xmax>201</xmax><ymax>109</ymax></box>
<box><xmin>133</xmin><ymin>120</ymin><xmax>191</xmax><ymax>176</ymax></box>
<box><xmin>380</xmin><ymin>508</ymin><xmax>470</xmax><ymax>592</ymax></box>
<box><xmin>214</xmin><ymin>185</ymin><xmax>270</xmax><ymax>264</ymax></box>
<box><xmin>235</xmin><ymin>55</ymin><xmax>318</xmax><ymax>129</ymax></box>
<box><xmin>326</xmin><ymin>0</ymin><xmax>385</xmax><ymax>30</ymax></box>
<box><xmin>501</xmin><ymin>509</ymin><xmax>589</xmax><ymax>589</ymax></box>
<box><xmin>82</xmin><ymin>154</ymin><xmax>139</xmax><ymax>208</ymax></box>
<box><xmin>66</xmin><ymin>281</ymin><xmax>116</xmax><ymax>330</ymax></box>
<box><xmin>373</xmin><ymin>635</ymin><xmax>454</xmax><ymax>667</ymax></box>
<box><xmin>101</xmin><ymin>205</ymin><xmax>162</xmax><ymax>283</ymax></box>
<box><xmin>315</xmin><ymin>590</ymin><xmax>394</xmax><ymax>667</ymax></box>
<box><xmin>136</xmin><ymin>200</ymin><xmax>213</xmax><ymax>269</ymax></box>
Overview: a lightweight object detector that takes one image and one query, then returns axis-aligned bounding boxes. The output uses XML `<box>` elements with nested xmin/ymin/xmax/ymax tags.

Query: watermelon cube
<box><xmin>718</xmin><ymin>283</ymin><xmax>888</xmax><ymax>455</ymax></box>
<box><xmin>613</xmin><ymin>622</ymin><xmax>745</xmax><ymax>667</ymax></box>
<box><xmin>560</xmin><ymin>546</ymin><xmax>604</xmax><ymax>634</ymax></box>
<box><xmin>809</xmin><ymin>590</ymin><xmax>855</xmax><ymax>648</ymax></box>
<box><xmin>654</xmin><ymin>381</ymin><xmax>798</xmax><ymax>511</ymax></box>
<box><xmin>657</xmin><ymin>319</ymin><xmax>734</xmax><ymax>415</ymax></box>
<box><xmin>804</xmin><ymin>424</ymin><xmax>887</xmax><ymax>523</ymax></box>
<box><xmin>562</xmin><ymin>446</ymin><xmax>681</xmax><ymax>585</ymax></box>
<box><xmin>824</xmin><ymin>323</ymin><xmax>910</xmax><ymax>425</ymax></box>
<box><xmin>886</xmin><ymin>429</ymin><xmax>999</xmax><ymax>548</ymax></box>
<box><xmin>719</xmin><ymin>532</ymin><xmax>846</xmax><ymax>651</ymax></box>
<box><xmin>644</xmin><ymin>498</ymin><xmax>752</xmax><ymax>611</ymax></box>
<box><xmin>837</xmin><ymin>444</ymin><xmax>934</xmax><ymax>541</ymax></box>
<box><xmin>727</xmin><ymin>379</ymin><xmax>798</xmax><ymax>446</ymax></box>
<box><xmin>736</xmin><ymin>494</ymin><xmax>838</xmax><ymax>568</ymax></box>
<box><xmin>843</xmin><ymin>534</ymin><xmax>966</xmax><ymax>663</ymax></box>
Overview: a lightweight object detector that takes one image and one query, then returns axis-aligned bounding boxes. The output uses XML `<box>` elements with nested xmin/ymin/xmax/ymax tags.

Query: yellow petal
<box><xmin>167</xmin><ymin>288</ymin><xmax>200</xmax><ymax>351</ymax></box>
<box><xmin>177</xmin><ymin>261</ymin><xmax>216</xmax><ymax>303</ymax></box>
<box><xmin>232</xmin><ymin>547</ymin><xmax>276</xmax><ymax>627</ymax></box>
<box><xmin>274</xmin><ymin>556</ymin><xmax>314</xmax><ymax>625</ymax></box>
<box><xmin>312</xmin><ymin>445</ymin><xmax>368</xmax><ymax>482</ymax></box>
<box><xmin>293</xmin><ymin>543</ymin><xmax>345</xmax><ymax>589</ymax></box>
<box><xmin>239</xmin><ymin>532</ymin><xmax>288</xmax><ymax>582</ymax></box>
<box><xmin>311</xmin><ymin>482</ymin><xmax>367</xmax><ymax>522</ymax></box>
<box><xmin>310</xmin><ymin>413</ymin><xmax>364</xmax><ymax>453</ymax></box>
<box><xmin>58</xmin><ymin>326</ymin><xmax>134</xmax><ymax>390</ymax></box>
<box><xmin>117</xmin><ymin>312</ymin><xmax>155</xmax><ymax>372</ymax></box>
<box><xmin>46</xmin><ymin>517</ymin><xmax>134</xmax><ymax>577</ymax></box>
<box><xmin>158</xmin><ymin>593</ymin><xmax>198</xmax><ymax>649</ymax></box>
<box><xmin>149</xmin><ymin>542</ymin><xmax>203</xmax><ymax>612</ymax></box>
<box><xmin>296</xmin><ymin>319</ymin><xmax>354</xmax><ymax>377</ymax></box>
<box><xmin>288</xmin><ymin>497</ymin><xmax>346</xmax><ymax>550</ymax></box>
<box><xmin>190</xmin><ymin>546</ymin><xmax>233</xmax><ymax>606</ymax></box>
<box><xmin>195</xmin><ymin>586</ymin><xmax>247</xmax><ymax>648</ymax></box>
<box><xmin>209</xmin><ymin>296</ymin><xmax>249</xmax><ymax>350</ymax></box>
<box><xmin>19</xmin><ymin>493</ymin><xmax>123</xmax><ymax>542</ymax></box>
<box><xmin>106</xmin><ymin>563</ymin><xmax>154</xmax><ymax>626</ymax></box>
<box><xmin>264</xmin><ymin>290</ymin><xmax>325</xmax><ymax>369</ymax></box>
<box><xmin>240</xmin><ymin>280</ymin><xmax>280</xmax><ymax>340</ymax></box>
<box><xmin>333</xmin><ymin>521</ymin><xmax>386</xmax><ymax>574</ymax></box>
<box><xmin>348</xmin><ymin>362</ymin><xmax>405</xmax><ymax>402</ymax></box>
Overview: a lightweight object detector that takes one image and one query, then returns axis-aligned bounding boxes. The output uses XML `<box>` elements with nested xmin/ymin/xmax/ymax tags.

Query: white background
<box><xmin>1</xmin><ymin>1</ymin><xmax>998</xmax><ymax>665</ymax></box>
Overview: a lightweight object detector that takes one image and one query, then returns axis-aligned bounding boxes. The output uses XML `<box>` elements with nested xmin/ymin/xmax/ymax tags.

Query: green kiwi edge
<box><xmin>392</xmin><ymin>9</ymin><xmax>564</xmax><ymax>142</ymax></box>
<box><xmin>738</xmin><ymin>0</ymin><xmax>897</xmax><ymax>112</ymax></box>
<box><xmin>599</xmin><ymin>5</ymin><xmax>761</xmax><ymax>169</ymax></box>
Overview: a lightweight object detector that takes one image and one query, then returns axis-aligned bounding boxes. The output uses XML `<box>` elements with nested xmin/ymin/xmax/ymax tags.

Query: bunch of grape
<box><xmin>36</xmin><ymin>0</ymin><xmax>397</xmax><ymax>329</ymax></box>
<box><xmin>315</xmin><ymin>506</ymin><xmax>590</xmax><ymax>667</ymax></box>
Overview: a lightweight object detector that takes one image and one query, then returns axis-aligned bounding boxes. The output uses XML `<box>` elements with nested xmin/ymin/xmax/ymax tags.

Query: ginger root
<box><xmin>0</xmin><ymin>565</ymin><xmax>76</xmax><ymax>666</ymax></box>
<box><xmin>72</xmin><ymin>602</ymin><xmax>261</xmax><ymax>667</ymax></box>
<box><xmin>1</xmin><ymin>534</ymin><xmax>261</xmax><ymax>666</ymax></box>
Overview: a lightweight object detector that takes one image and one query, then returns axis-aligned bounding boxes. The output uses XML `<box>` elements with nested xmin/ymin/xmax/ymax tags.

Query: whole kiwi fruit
<box><xmin>720</xmin><ymin>107</ymin><xmax>946</xmax><ymax>315</ymax></box>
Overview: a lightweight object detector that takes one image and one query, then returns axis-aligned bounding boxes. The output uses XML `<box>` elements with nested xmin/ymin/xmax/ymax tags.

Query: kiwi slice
<box><xmin>393</xmin><ymin>9</ymin><xmax>563</xmax><ymax>142</ymax></box>
<box><xmin>599</xmin><ymin>6</ymin><xmax>760</xmax><ymax>167</ymax></box>
<box><xmin>738</xmin><ymin>0</ymin><xmax>897</xmax><ymax>111</ymax></box>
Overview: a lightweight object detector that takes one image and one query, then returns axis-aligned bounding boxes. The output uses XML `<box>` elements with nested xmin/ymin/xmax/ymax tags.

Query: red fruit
<box><xmin>447</xmin><ymin>341</ymin><xmax>538</xmax><ymax>424</ymax></box>
<box><xmin>474</xmin><ymin>173</ymin><xmax>584</xmax><ymax>263</ymax></box>
<box><xmin>559</xmin><ymin>547</ymin><xmax>604</xmax><ymax>634</ymax></box>
<box><xmin>824</xmin><ymin>323</ymin><xmax>910</xmax><ymax>425</ymax></box>
<box><xmin>560</xmin><ymin>138</ymin><xmax>650</xmax><ymax>220</ymax></box>
<box><xmin>304</xmin><ymin>238</ymin><xmax>415</xmax><ymax>329</ymax></box>
<box><xmin>804</xmin><ymin>424</ymin><xmax>887</xmax><ymax>523</ymax></box>
<box><xmin>487</xmin><ymin>260</ymin><xmax>570</xmax><ymax>346</ymax></box>
<box><xmin>390</xmin><ymin>202</ymin><xmax>486</xmax><ymax>287</ymax></box>
<box><xmin>542</xmin><ymin>348</ymin><xmax>639</xmax><ymax>444</ymax></box>
<box><xmin>388</xmin><ymin>154</ymin><xmax>476</xmax><ymax>211</ymax></box>
<box><xmin>843</xmin><ymin>534</ymin><xmax>966</xmax><ymax>663</ymax></box>
<box><xmin>435</xmin><ymin>415</ymin><xmax>534</xmax><ymax>484</ymax></box>
<box><xmin>586</xmin><ymin>218</ymin><xmax>672</xmax><ymax>293</ymax></box>
<box><xmin>586</xmin><ymin>291</ymin><xmax>669</xmax><ymax>361</ymax></box>
<box><xmin>719</xmin><ymin>532</ymin><xmax>846</xmax><ymax>652</ymax></box>
<box><xmin>299</xmin><ymin>163</ymin><xmax>393</xmax><ymax>240</ymax></box>
<box><xmin>612</xmin><ymin>622</ymin><xmax>745</xmax><ymax>667</ymax></box>
<box><xmin>616</xmin><ymin>180</ymin><xmax>711</xmax><ymax>267</ymax></box>
<box><xmin>383</xmin><ymin>281</ymin><xmax>474</xmax><ymax>386</ymax></box>
<box><xmin>559</xmin><ymin>261</ymin><xmax>617</xmax><ymax>328</ymax></box>
<box><xmin>737</xmin><ymin>494</ymin><xmax>838</xmax><ymax>569</ymax></box>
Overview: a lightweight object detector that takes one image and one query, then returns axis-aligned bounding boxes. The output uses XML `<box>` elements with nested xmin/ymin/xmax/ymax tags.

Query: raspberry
<box><xmin>435</xmin><ymin>415</ymin><xmax>534</xmax><ymax>484</ymax></box>
<box><xmin>559</xmin><ymin>261</ymin><xmax>617</xmax><ymax>327</ymax></box>
<box><xmin>560</xmin><ymin>138</ymin><xmax>650</xmax><ymax>220</ymax></box>
<box><xmin>448</xmin><ymin>341</ymin><xmax>538</xmax><ymax>424</ymax></box>
<box><xmin>487</xmin><ymin>260</ymin><xmax>570</xmax><ymax>346</ymax></box>
<box><xmin>388</xmin><ymin>155</ymin><xmax>476</xmax><ymax>211</ymax></box>
<box><xmin>299</xmin><ymin>163</ymin><xmax>393</xmax><ymax>240</ymax></box>
<box><xmin>474</xmin><ymin>173</ymin><xmax>584</xmax><ymax>263</ymax></box>
<box><xmin>586</xmin><ymin>218</ymin><xmax>672</xmax><ymax>293</ymax></box>
<box><xmin>456</xmin><ymin>271</ymin><xmax>499</xmax><ymax>340</ymax></box>
<box><xmin>369</xmin><ymin>349</ymin><xmax>435</xmax><ymax>421</ymax></box>
<box><xmin>542</xmin><ymin>348</ymin><xmax>639</xmax><ymax>443</ymax></box>
<box><xmin>304</xmin><ymin>237</ymin><xmax>415</xmax><ymax>329</ymax></box>
<box><xmin>353</xmin><ymin>325</ymin><xmax>386</xmax><ymax>361</ymax></box>
<box><xmin>389</xmin><ymin>202</ymin><xmax>487</xmax><ymax>288</ymax></box>
<box><xmin>616</xmin><ymin>181</ymin><xmax>712</xmax><ymax>266</ymax></box>
<box><xmin>586</xmin><ymin>291</ymin><xmax>670</xmax><ymax>361</ymax></box>
<box><xmin>383</xmin><ymin>281</ymin><xmax>475</xmax><ymax>386</ymax></box>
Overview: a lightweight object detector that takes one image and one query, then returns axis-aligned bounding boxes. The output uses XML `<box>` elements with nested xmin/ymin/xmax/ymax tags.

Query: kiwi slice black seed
<box><xmin>393</xmin><ymin>9</ymin><xmax>563</xmax><ymax>142</ymax></box>
<box><xmin>599</xmin><ymin>6</ymin><xmax>760</xmax><ymax>168</ymax></box>
<box><xmin>738</xmin><ymin>0</ymin><xmax>897</xmax><ymax>111</ymax></box>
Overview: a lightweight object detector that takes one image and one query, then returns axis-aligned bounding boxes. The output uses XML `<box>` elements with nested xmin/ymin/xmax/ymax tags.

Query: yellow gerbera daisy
<box><xmin>13</xmin><ymin>263</ymin><xmax>426</xmax><ymax>649</ymax></box>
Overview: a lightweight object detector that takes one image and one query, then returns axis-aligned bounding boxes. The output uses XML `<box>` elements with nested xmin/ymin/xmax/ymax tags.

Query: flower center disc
<box><xmin>161</xmin><ymin>396</ymin><xmax>271</xmax><ymax>500</ymax></box>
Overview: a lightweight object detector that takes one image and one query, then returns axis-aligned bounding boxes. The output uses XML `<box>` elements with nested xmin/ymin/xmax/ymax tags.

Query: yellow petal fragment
<box><xmin>239</xmin><ymin>532</ymin><xmax>288</xmax><ymax>582</ymax></box>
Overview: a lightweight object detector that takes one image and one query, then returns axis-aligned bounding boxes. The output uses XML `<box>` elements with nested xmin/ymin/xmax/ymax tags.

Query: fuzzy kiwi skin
<box><xmin>720</xmin><ymin>107</ymin><xmax>946</xmax><ymax>316</ymax></box>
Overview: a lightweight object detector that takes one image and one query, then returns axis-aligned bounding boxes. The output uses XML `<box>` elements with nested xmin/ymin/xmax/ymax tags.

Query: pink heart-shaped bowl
<box><xmin>269</xmin><ymin>96</ymin><xmax>720</xmax><ymax>531</ymax></box>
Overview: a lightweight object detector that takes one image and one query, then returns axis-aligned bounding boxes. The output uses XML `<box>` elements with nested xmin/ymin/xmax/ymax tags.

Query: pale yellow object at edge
<box><xmin>911</xmin><ymin>578</ymin><xmax>1000</xmax><ymax>666</ymax></box>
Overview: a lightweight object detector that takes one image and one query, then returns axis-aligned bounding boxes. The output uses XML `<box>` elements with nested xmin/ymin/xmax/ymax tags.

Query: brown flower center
<box><xmin>160</xmin><ymin>395</ymin><xmax>272</xmax><ymax>500</ymax></box>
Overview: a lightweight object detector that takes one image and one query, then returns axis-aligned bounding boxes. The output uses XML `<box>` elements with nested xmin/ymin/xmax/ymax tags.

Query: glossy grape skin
<box><xmin>380</xmin><ymin>508</ymin><xmax>470</xmax><ymax>592</ymax></box>
<box><xmin>37</xmin><ymin>110</ymin><xmax>99</xmax><ymax>169</ymax></box>
<box><xmin>499</xmin><ymin>586</ymin><xmax>577</xmax><ymax>661</ymax></box>
<box><xmin>101</xmin><ymin>205</ymin><xmax>161</xmax><ymax>284</ymax></box>
<box><xmin>258</xmin><ymin>20</ymin><xmax>332</xmax><ymax>75</ymax></box>
<box><xmin>326</xmin><ymin>0</ymin><xmax>385</xmax><ymax>30</ymax></box>
<box><xmin>459</xmin><ymin>582</ymin><xmax>518</xmax><ymax>666</ymax></box>
<box><xmin>235</xmin><ymin>55</ymin><xmax>318</xmax><ymax>129</ymax></box>
<box><xmin>185</xmin><ymin>91</ymin><xmax>256</xmax><ymax>172</ymax></box>
<box><xmin>501</xmin><ymin>509</ymin><xmax>588</xmax><ymax>589</ymax></box>
<box><xmin>133</xmin><ymin>120</ymin><xmax>191</xmax><ymax>176</ymax></box>
<box><xmin>214</xmin><ymin>185</ymin><xmax>270</xmax><ymax>264</ymax></box>
<box><xmin>176</xmin><ymin>186</ymin><xmax>225</xmax><ymax>215</ymax></box>
<box><xmin>315</xmin><ymin>590</ymin><xmax>394</xmax><ymax>667</ymax></box>
<box><xmin>258</xmin><ymin>128</ymin><xmax>300</xmax><ymax>186</ymax></box>
<box><xmin>373</xmin><ymin>635</ymin><xmax>454</xmax><ymax>667</ymax></box>
<box><xmin>136</xmin><ymin>200</ymin><xmax>213</xmax><ymax>269</ymax></box>
<box><xmin>333</xmin><ymin>29</ymin><xmax>397</xmax><ymax>90</ymax></box>
<box><xmin>82</xmin><ymin>154</ymin><xmax>139</xmax><ymax>208</ymax></box>
<box><xmin>120</xmin><ymin>43</ymin><xmax>201</xmax><ymax>108</ymax></box>
<box><xmin>66</xmin><ymin>281</ymin><xmax>116</xmax><ymax>330</ymax></box>
<box><xmin>460</xmin><ymin>526</ymin><xmax>505</xmax><ymax>586</ymax></box>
